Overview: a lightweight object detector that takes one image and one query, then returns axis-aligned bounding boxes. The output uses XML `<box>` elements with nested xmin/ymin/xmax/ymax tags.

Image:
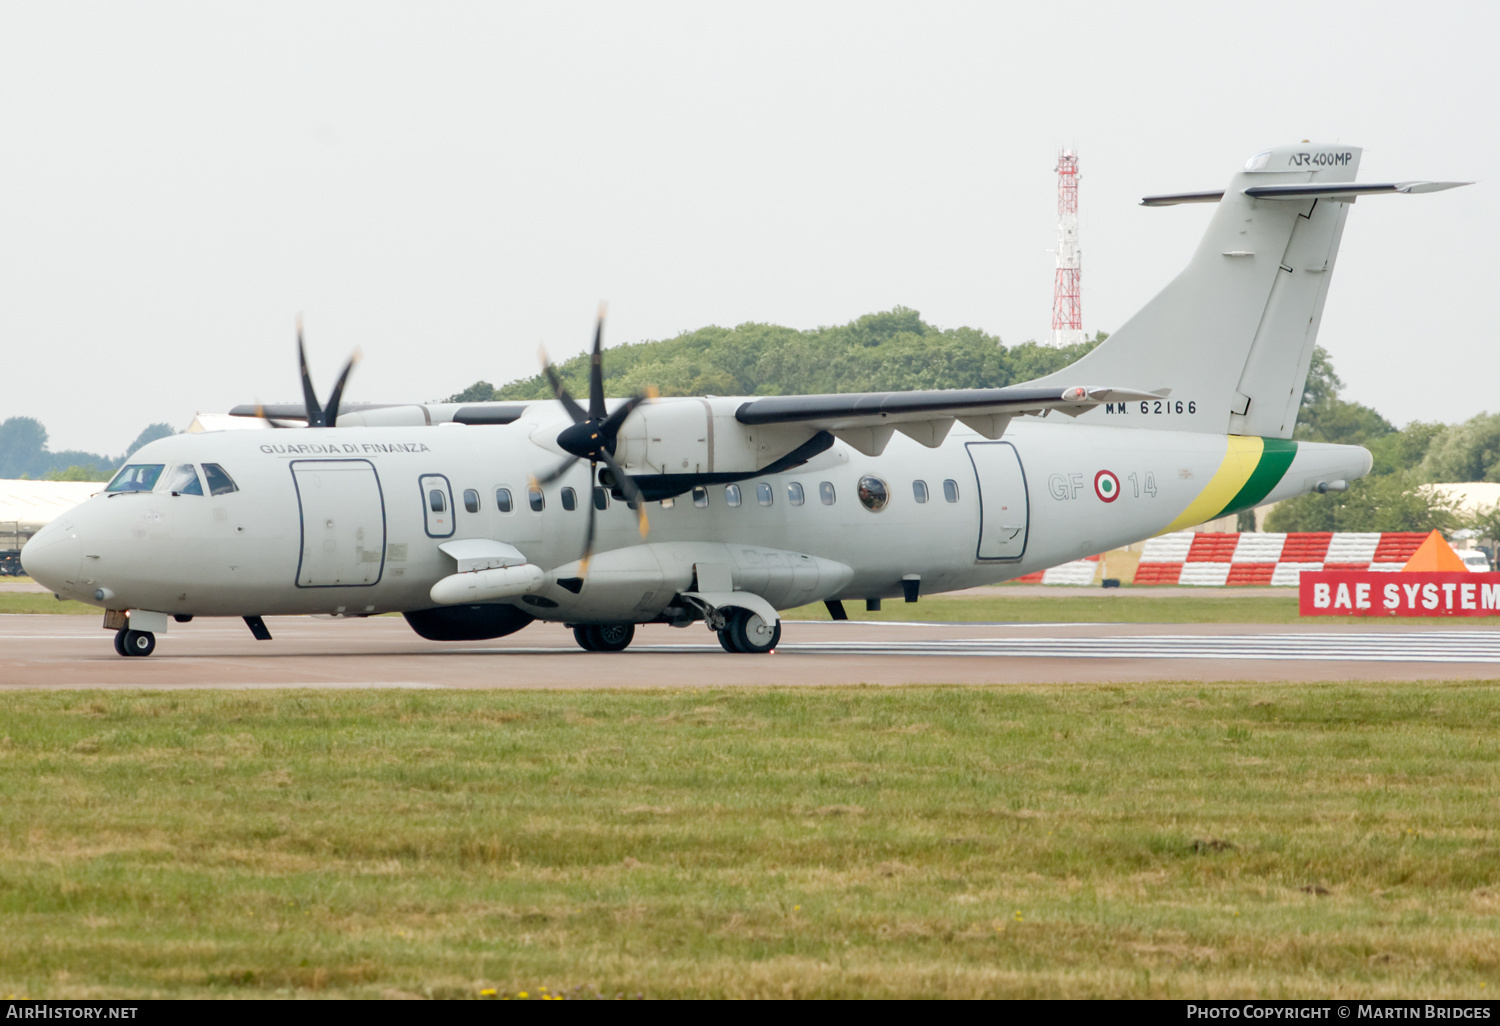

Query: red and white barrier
<box><xmin>1133</xmin><ymin>532</ymin><xmax>1430</xmax><ymax>586</ymax></box>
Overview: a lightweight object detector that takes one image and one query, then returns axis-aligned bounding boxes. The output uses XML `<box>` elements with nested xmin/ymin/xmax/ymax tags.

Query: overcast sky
<box><xmin>2</xmin><ymin>0</ymin><xmax>1495</xmax><ymax>454</ymax></box>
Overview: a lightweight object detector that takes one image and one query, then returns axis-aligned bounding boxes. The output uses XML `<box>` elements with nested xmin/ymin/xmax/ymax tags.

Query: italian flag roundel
<box><xmin>1094</xmin><ymin>470</ymin><xmax>1120</xmax><ymax>503</ymax></box>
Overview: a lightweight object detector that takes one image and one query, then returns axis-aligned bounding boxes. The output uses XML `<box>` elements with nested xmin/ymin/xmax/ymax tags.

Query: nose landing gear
<box><xmin>113</xmin><ymin>628</ymin><xmax>156</xmax><ymax>657</ymax></box>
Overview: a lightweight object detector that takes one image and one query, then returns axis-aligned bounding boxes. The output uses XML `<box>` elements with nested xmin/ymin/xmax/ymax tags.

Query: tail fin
<box><xmin>1028</xmin><ymin>143</ymin><xmax>1468</xmax><ymax>438</ymax></box>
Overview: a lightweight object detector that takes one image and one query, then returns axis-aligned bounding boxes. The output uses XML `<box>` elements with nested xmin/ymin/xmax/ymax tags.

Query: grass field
<box><xmin>2</xmin><ymin>685</ymin><xmax>1497</xmax><ymax>999</ymax></box>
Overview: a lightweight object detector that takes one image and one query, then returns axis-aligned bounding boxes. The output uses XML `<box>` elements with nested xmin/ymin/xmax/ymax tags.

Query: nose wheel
<box><xmin>113</xmin><ymin>628</ymin><xmax>156</xmax><ymax>657</ymax></box>
<box><xmin>717</xmin><ymin>609</ymin><xmax>780</xmax><ymax>654</ymax></box>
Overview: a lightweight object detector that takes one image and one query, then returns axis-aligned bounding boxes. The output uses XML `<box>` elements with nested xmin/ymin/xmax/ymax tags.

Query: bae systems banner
<box><xmin>1299</xmin><ymin>571</ymin><xmax>1500</xmax><ymax>617</ymax></box>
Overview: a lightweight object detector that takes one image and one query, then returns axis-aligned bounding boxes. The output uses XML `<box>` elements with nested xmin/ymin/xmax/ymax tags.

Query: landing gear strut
<box><xmin>717</xmin><ymin>608</ymin><xmax>780</xmax><ymax>654</ymax></box>
<box><xmin>572</xmin><ymin>623</ymin><xmax>636</xmax><ymax>652</ymax></box>
<box><xmin>113</xmin><ymin>628</ymin><xmax>155</xmax><ymax>657</ymax></box>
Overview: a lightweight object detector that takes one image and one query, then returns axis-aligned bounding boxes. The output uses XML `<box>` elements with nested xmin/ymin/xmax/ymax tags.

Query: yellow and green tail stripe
<box><xmin>1161</xmin><ymin>436</ymin><xmax>1297</xmax><ymax>534</ymax></box>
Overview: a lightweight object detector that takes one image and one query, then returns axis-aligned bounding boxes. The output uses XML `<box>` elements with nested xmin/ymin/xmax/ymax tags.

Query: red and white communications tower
<box><xmin>1049</xmin><ymin>148</ymin><xmax>1084</xmax><ymax>347</ymax></box>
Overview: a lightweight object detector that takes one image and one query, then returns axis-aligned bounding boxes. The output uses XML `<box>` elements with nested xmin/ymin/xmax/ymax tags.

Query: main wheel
<box><xmin>726</xmin><ymin>609</ymin><xmax>780</xmax><ymax>654</ymax></box>
<box><xmin>717</xmin><ymin>628</ymin><xmax>742</xmax><ymax>653</ymax></box>
<box><xmin>122</xmin><ymin>629</ymin><xmax>155</xmax><ymax>657</ymax></box>
<box><xmin>572</xmin><ymin>625</ymin><xmax>598</xmax><ymax>651</ymax></box>
<box><xmin>113</xmin><ymin>628</ymin><xmax>130</xmax><ymax>657</ymax></box>
<box><xmin>590</xmin><ymin>623</ymin><xmax>635</xmax><ymax>652</ymax></box>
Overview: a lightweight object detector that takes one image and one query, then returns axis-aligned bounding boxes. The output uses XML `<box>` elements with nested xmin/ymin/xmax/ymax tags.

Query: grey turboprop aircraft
<box><xmin>22</xmin><ymin>143</ymin><xmax>1469</xmax><ymax>657</ymax></box>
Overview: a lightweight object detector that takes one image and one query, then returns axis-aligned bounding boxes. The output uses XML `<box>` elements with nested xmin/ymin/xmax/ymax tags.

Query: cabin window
<box><xmin>106</xmin><ymin>464</ymin><xmax>163</xmax><ymax>493</ymax></box>
<box><xmin>561</xmin><ymin>487</ymin><xmax>578</xmax><ymax>511</ymax></box>
<box><xmin>463</xmin><ymin>488</ymin><xmax>480</xmax><ymax>513</ymax></box>
<box><xmin>943</xmin><ymin>479</ymin><xmax>960</xmax><ymax>503</ymax></box>
<box><xmin>495</xmin><ymin>487</ymin><xmax>514</xmax><ymax>513</ymax></box>
<box><xmin>202</xmin><ymin>464</ymin><xmax>238</xmax><ymax>496</ymax></box>
<box><xmin>660</xmin><ymin>497</ymin><xmax>675</xmax><ymax>509</ymax></box>
<box><xmin>528</xmin><ymin>486</ymin><xmax>545</xmax><ymax>512</ymax></box>
<box><xmin>429</xmin><ymin>489</ymin><xmax>447</xmax><ymax>513</ymax></box>
<box><xmin>160</xmin><ymin>464</ymin><xmax>203</xmax><ymax>496</ymax></box>
<box><xmin>787</xmin><ymin>481</ymin><xmax>805</xmax><ymax>506</ymax></box>
<box><xmin>756</xmin><ymin>482</ymin><xmax>774</xmax><ymax>507</ymax></box>
<box><xmin>912</xmin><ymin>479</ymin><xmax>929</xmax><ymax>504</ymax></box>
<box><xmin>692</xmin><ymin>486</ymin><xmax>709</xmax><ymax>508</ymax></box>
<box><xmin>819</xmin><ymin>481</ymin><xmax>836</xmax><ymax>506</ymax></box>
<box><xmin>857</xmin><ymin>476</ymin><xmax>889</xmax><ymax>512</ymax></box>
<box><xmin>594</xmin><ymin>487</ymin><xmax>610</xmax><ymax>511</ymax></box>
<box><xmin>725</xmin><ymin>484</ymin><xmax>742</xmax><ymax>507</ymax></box>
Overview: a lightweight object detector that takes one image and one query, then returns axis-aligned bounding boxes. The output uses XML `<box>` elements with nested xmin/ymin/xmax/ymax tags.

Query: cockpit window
<box><xmin>105</xmin><ymin>464</ymin><xmax>164</xmax><ymax>493</ymax></box>
<box><xmin>159</xmin><ymin>464</ymin><xmax>203</xmax><ymax>495</ymax></box>
<box><xmin>202</xmin><ymin>464</ymin><xmax>239</xmax><ymax>496</ymax></box>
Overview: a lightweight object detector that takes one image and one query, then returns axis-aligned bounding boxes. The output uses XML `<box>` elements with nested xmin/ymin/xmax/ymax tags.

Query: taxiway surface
<box><xmin>5</xmin><ymin>614</ymin><xmax>1500</xmax><ymax>688</ymax></box>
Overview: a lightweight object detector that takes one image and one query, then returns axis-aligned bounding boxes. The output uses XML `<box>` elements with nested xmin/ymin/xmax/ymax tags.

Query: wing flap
<box><xmin>735</xmin><ymin>386</ymin><xmax>1163</xmax><ymax>444</ymax></box>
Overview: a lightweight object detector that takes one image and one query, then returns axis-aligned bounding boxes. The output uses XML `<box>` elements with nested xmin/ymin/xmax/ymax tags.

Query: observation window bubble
<box><xmin>857</xmin><ymin>476</ymin><xmax>889</xmax><ymax>512</ymax></box>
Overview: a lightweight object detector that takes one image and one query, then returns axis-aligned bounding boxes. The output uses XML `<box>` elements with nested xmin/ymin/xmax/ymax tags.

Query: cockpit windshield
<box><xmin>106</xmin><ymin>464</ymin><xmax>164</xmax><ymax>493</ymax></box>
<box><xmin>202</xmin><ymin>464</ymin><xmax>239</xmax><ymax>496</ymax></box>
<box><xmin>160</xmin><ymin>464</ymin><xmax>203</xmax><ymax>496</ymax></box>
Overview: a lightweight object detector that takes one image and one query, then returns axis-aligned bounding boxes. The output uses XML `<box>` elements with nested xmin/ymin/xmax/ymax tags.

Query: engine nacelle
<box><xmin>612</xmin><ymin>397</ymin><xmax>820</xmax><ymax>476</ymax></box>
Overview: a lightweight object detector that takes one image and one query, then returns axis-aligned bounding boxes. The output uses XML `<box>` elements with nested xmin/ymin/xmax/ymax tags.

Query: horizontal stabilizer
<box><xmin>1243</xmin><ymin>181</ymin><xmax>1472</xmax><ymax>201</ymax></box>
<box><xmin>1143</xmin><ymin>181</ymin><xmax>1471</xmax><ymax>207</ymax></box>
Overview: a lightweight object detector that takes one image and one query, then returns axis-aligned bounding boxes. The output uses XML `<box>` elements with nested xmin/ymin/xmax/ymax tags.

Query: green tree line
<box><xmin>447</xmin><ymin>308</ymin><xmax>1105</xmax><ymax>403</ymax></box>
<box><xmin>0</xmin><ymin>418</ymin><xmax>174</xmax><ymax>481</ymax></box>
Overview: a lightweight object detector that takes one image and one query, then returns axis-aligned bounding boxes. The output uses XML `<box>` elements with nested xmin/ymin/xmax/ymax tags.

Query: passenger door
<box><xmin>291</xmin><ymin>460</ymin><xmax>387</xmax><ymax>587</ymax></box>
<box><xmin>966</xmin><ymin>442</ymin><xmax>1029</xmax><ymax>560</ymax></box>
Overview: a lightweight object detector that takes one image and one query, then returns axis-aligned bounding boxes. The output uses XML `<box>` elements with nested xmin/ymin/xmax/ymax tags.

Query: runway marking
<box><xmin>766</xmin><ymin>632</ymin><xmax>1500</xmax><ymax>663</ymax></box>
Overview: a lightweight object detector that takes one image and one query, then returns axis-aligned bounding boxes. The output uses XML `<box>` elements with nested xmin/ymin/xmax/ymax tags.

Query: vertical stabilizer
<box><xmin>1028</xmin><ymin>143</ymin><xmax>1364</xmax><ymax>437</ymax></box>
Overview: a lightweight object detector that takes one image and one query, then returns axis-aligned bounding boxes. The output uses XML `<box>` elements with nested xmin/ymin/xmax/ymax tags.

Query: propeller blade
<box><xmin>599</xmin><ymin>392</ymin><xmax>648</xmax><ymax>445</ymax></box>
<box><xmin>296</xmin><ymin>324</ymin><xmax>327</xmax><ymax>428</ymax></box>
<box><xmin>598</xmin><ymin>447</ymin><xmax>649</xmax><ymax>539</ymax></box>
<box><xmin>532</xmin><ymin>456</ymin><xmax>580</xmax><ymax>487</ymax></box>
<box><xmin>578</xmin><ymin>461</ymin><xmax>599</xmax><ymax>579</ymax></box>
<box><xmin>588</xmin><ymin>303</ymin><xmax>607</xmax><ymax>423</ymax></box>
<box><xmin>253</xmin><ymin>402</ymin><xmax>299</xmax><ymax>429</ymax></box>
<box><xmin>539</xmin><ymin>347</ymin><xmax>587</xmax><ymax>424</ymax></box>
<box><xmin>322</xmin><ymin>349</ymin><xmax>361</xmax><ymax>428</ymax></box>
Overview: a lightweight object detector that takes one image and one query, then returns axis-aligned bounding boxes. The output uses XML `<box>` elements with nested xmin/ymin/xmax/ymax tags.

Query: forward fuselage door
<box><xmin>966</xmin><ymin>441</ymin><xmax>1029</xmax><ymax>560</ymax></box>
<box><xmin>291</xmin><ymin>459</ymin><xmax>387</xmax><ymax>587</ymax></box>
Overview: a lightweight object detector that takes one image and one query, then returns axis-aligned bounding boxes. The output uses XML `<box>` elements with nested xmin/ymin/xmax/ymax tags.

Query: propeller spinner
<box><xmin>533</xmin><ymin>306</ymin><xmax>652</xmax><ymax>577</ymax></box>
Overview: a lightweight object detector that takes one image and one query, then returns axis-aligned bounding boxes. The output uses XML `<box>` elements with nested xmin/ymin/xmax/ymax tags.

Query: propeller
<box><xmin>531</xmin><ymin>305</ymin><xmax>652</xmax><ymax>577</ymax></box>
<box><xmin>256</xmin><ymin>318</ymin><xmax>360</xmax><ymax>428</ymax></box>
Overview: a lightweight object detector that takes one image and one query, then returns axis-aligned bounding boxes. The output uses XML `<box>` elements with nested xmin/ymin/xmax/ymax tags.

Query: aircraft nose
<box><xmin>21</xmin><ymin>523</ymin><xmax>83</xmax><ymax>594</ymax></box>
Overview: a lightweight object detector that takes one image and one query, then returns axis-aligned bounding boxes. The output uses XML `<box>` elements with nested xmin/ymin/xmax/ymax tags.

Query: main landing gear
<box><xmin>717</xmin><ymin>608</ymin><xmax>780</xmax><ymax>654</ymax></box>
<box><xmin>572</xmin><ymin>623</ymin><xmax>636</xmax><ymax>652</ymax></box>
<box><xmin>113</xmin><ymin>628</ymin><xmax>155</xmax><ymax>657</ymax></box>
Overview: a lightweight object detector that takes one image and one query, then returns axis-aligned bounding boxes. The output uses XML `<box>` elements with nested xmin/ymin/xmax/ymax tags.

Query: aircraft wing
<box><xmin>734</xmin><ymin>384</ymin><xmax>1164</xmax><ymax>455</ymax></box>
